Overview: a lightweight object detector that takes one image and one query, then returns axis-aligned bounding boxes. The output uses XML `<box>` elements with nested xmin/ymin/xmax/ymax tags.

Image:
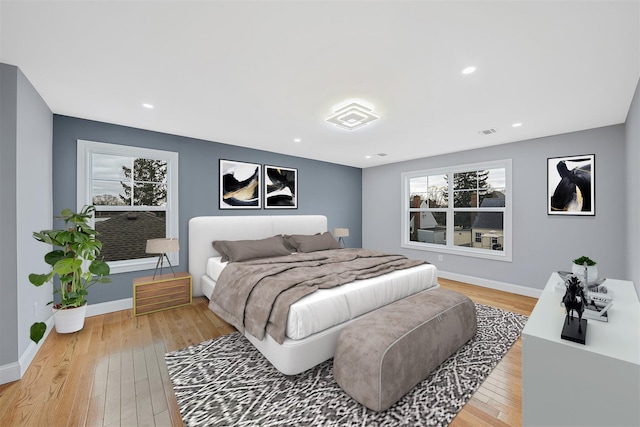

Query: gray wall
<box><xmin>53</xmin><ymin>115</ymin><xmax>362</xmax><ymax>304</ymax></box>
<box><xmin>363</xmin><ymin>125</ymin><xmax>627</xmax><ymax>292</ymax></box>
<box><xmin>0</xmin><ymin>64</ymin><xmax>53</xmax><ymax>374</ymax></box>
<box><xmin>0</xmin><ymin>64</ymin><xmax>19</xmax><ymax>369</ymax></box>
<box><xmin>626</xmin><ymin>79</ymin><xmax>640</xmax><ymax>296</ymax></box>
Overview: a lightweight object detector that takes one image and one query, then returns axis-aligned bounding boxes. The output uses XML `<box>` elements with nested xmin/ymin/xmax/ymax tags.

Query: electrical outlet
<box><xmin>33</xmin><ymin>302</ymin><xmax>38</xmax><ymax>319</ymax></box>
<box><xmin>438</xmin><ymin>254</ymin><xmax>443</xmax><ymax>262</ymax></box>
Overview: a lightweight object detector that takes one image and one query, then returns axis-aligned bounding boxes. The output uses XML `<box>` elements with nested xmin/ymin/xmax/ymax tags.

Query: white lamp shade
<box><xmin>333</xmin><ymin>228</ymin><xmax>349</xmax><ymax>238</ymax></box>
<box><xmin>146</xmin><ymin>238</ymin><xmax>179</xmax><ymax>254</ymax></box>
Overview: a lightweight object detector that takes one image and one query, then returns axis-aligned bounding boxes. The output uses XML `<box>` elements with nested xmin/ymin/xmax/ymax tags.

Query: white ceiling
<box><xmin>1</xmin><ymin>0</ymin><xmax>639</xmax><ymax>168</ymax></box>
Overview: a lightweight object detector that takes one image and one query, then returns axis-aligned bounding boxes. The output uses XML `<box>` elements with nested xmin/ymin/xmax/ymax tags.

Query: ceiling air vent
<box><xmin>478</xmin><ymin>128</ymin><xmax>497</xmax><ymax>135</ymax></box>
<box><xmin>377</xmin><ymin>153</ymin><xmax>388</xmax><ymax>157</ymax></box>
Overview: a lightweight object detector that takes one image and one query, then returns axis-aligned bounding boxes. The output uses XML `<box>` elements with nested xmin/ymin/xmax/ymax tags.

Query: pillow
<box><xmin>212</xmin><ymin>236</ymin><xmax>291</xmax><ymax>262</ymax></box>
<box><xmin>282</xmin><ymin>233</ymin><xmax>319</xmax><ymax>251</ymax></box>
<box><xmin>287</xmin><ymin>232</ymin><xmax>341</xmax><ymax>253</ymax></box>
<box><xmin>281</xmin><ymin>234</ymin><xmax>298</xmax><ymax>252</ymax></box>
<box><xmin>212</xmin><ymin>240</ymin><xmax>231</xmax><ymax>262</ymax></box>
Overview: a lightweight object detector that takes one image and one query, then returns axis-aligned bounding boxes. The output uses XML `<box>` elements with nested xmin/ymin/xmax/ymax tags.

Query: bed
<box><xmin>188</xmin><ymin>215</ymin><xmax>439</xmax><ymax>374</ymax></box>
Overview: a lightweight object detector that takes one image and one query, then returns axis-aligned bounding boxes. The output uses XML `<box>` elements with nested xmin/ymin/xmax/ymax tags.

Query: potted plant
<box><xmin>29</xmin><ymin>205</ymin><xmax>110</xmax><ymax>343</ymax></box>
<box><xmin>571</xmin><ymin>255</ymin><xmax>598</xmax><ymax>284</ymax></box>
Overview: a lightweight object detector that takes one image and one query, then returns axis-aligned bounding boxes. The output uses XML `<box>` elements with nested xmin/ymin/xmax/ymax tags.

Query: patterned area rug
<box><xmin>165</xmin><ymin>304</ymin><xmax>527</xmax><ymax>427</ymax></box>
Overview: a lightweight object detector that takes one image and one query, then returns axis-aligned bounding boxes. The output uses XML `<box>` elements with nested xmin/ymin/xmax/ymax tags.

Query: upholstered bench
<box><xmin>333</xmin><ymin>288</ymin><xmax>477</xmax><ymax>412</ymax></box>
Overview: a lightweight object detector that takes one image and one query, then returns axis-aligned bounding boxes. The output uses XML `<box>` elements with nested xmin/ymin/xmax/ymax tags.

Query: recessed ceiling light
<box><xmin>462</xmin><ymin>66</ymin><xmax>476</xmax><ymax>75</ymax></box>
<box><xmin>326</xmin><ymin>101</ymin><xmax>379</xmax><ymax>131</ymax></box>
<box><xmin>512</xmin><ymin>122</ymin><xmax>522</xmax><ymax>127</ymax></box>
<box><xmin>365</xmin><ymin>155</ymin><xmax>372</xmax><ymax>159</ymax></box>
<box><xmin>293</xmin><ymin>138</ymin><xmax>302</xmax><ymax>143</ymax></box>
<box><xmin>142</xmin><ymin>103</ymin><xmax>154</xmax><ymax>109</ymax></box>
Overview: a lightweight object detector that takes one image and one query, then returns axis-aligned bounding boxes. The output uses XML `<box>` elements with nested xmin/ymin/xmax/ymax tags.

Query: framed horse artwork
<box><xmin>547</xmin><ymin>154</ymin><xmax>595</xmax><ymax>216</ymax></box>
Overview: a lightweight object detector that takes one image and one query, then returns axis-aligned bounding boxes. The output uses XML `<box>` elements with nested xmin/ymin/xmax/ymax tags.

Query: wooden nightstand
<box><xmin>133</xmin><ymin>271</ymin><xmax>192</xmax><ymax>316</ymax></box>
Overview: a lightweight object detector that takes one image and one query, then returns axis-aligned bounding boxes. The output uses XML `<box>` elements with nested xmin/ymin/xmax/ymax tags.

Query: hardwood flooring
<box><xmin>0</xmin><ymin>278</ymin><xmax>536</xmax><ymax>427</ymax></box>
<box><xmin>439</xmin><ymin>279</ymin><xmax>537</xmax><ymax>427</ymax></box>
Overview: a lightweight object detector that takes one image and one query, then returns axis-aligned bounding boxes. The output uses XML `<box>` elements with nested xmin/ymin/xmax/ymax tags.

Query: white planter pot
<box><xmin>572</xmin><ymin>263</ymin><xmax>598</xmax><ymax>285</ymax></box>
<box><xmin>53</xmin><ymin>304</ymin><xmax>87</xmax><ymax>333</ymax></box>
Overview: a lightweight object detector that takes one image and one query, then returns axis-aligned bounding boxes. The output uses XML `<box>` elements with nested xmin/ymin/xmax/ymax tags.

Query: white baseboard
<box><xmin>86</xmin><ymin>298</ymin><xmax>133</xmax><ymax>317</ymax></box>
<box><xmin>0</xmin><ymin>362</ymin><xmax>21</xmax><ymax>385</ymax></box>
<box><xmin>438</xmin><ymin>270</ymin><xmax>542</xmax><ymax>299</ymax></box>
<box><xmin>1</xmin><ymin>298</ymin><xmax>132</xmax><ymax>385</ymax></box>
<box><xmin>0</xmin><ymin>316</ymin><xmax>54</xmax><ymax>385</ymax></box>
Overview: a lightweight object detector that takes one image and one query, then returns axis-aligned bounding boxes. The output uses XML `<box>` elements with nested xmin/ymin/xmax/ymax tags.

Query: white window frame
<box><xmin>401</xmin><ymin>159</ymin><xmax>512</xmax><ymax>262</ymax></box>
<box><xmin>77</xmin><ymin>140</ymin><xmax>179</xmax><ymax>274</ymax></box>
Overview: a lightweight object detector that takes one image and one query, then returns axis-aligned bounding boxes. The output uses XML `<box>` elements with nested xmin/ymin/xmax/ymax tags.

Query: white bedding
<box><xmin>205</xmin><ymin>256</ymin><xmax>227</xmax><ymax>281</ymax></box>
<box><xmin>202</xmin><ymin>258</ymin><xmax>438</xmax><ymax>340</ymax></box>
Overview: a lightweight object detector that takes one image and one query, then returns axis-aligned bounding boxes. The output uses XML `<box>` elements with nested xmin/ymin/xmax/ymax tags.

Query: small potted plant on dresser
<box><xmin>29</xmin><ymin>205</ymin><xmax>110</xmax><ymax>344</ymax></box>
<box><xmin>572</xmin><ymin>255</ymin><xmax>598</xmax><ymax>285</ymax></box>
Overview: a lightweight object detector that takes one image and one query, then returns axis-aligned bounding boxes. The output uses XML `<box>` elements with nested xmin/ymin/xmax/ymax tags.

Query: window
<box><xmin>402</xmin><ymin>159</ymin><xmax>511</xmax><ymax>261</ymax></box>
<box><xmin>77</xmin><ymin>140</ymin><xmax>179</xmax><ymax>273</ymax></box>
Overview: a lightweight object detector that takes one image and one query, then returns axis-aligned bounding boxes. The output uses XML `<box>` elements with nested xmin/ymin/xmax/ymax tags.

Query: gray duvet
<box><xmin>208</xmin><ymin>248</ymin><xmax>426</xmax><ymax>344</ymax></box>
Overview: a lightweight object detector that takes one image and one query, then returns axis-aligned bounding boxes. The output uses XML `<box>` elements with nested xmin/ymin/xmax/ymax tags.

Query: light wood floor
<box><xmin>0</xmin><ymin>278</ymin><xmax>536</xmax><ymax>427</ymax></box>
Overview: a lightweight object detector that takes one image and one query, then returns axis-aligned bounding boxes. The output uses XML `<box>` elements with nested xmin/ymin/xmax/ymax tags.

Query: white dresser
<box><xmin>522</xmin><ymin>273</ymin><xmax>640</xmax><ymax>427</ymax></box>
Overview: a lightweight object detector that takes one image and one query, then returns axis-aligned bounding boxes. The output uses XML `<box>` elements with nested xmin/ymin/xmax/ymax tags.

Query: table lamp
<box><xmin>146</xmin><ymin>238</ymin><xmax>179</xmax><ymax>279</ymax></box>
<box><xmin>333</xmin><ymin>228</ymin><xmax>349</xmax><ymax>248</ymax></box>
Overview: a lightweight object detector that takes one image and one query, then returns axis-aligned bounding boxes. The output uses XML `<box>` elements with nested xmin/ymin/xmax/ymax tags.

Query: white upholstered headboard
<box><xmin>188</xmin><ymin>215</ymin><xmax>328</xmax><ymax>296</ymax></box>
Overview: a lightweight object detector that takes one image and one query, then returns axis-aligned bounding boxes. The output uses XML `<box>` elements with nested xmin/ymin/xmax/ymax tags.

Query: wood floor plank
<box><xmin>460</xmin><ymin>398</ymin><xmax>512</xmax><ymax>427</ymax></box>
<box><xmin>145</xmin><ymin>343</ymin><xmax>169</xmax><ymax>417</ymax></box>
<box><xmin>95</xmin><ymin>355</ymin><xmax>111</xmax><ymax>419</ymax></box>
<box><xmin>133</xmin><ymin>348</ymin><xmax>148</xmax><ymax>383</ymax></box>
<box><xmin>87</xmin><ymin>393</ymin><xmax>106</xmax><ymax>427</ymax></box>
<box><xmin>153</xmin><ymin>409</ymin><xmax>172</xmax><ymax>427</ymax></box>
<box><xmin>103</xmin><ymin>353</ymin><xmax>122</xmax><ymax>427</ymax></box>
<box><xmin>60</xmin><ymin>353</ymin><xmax>95</xmax><ymax>427</ymax></box>
<box><xmin>135</xmin><ymin>377</ymin><xmax>155</xmax><ymax>427</ymax></box>
<box><xmin>0</xmin><ymin>281</ymin><xmax>535</xmax><ymax>427</ymax></box>
<box><xmin>120</xmin><ymin>347</ymin><xmax>138</xmax><ymax>427</ymax></box>
<box><xmin>0</xmin><ymin>380</ymin><xmax>19</xmax><ymax>421</ymax></box>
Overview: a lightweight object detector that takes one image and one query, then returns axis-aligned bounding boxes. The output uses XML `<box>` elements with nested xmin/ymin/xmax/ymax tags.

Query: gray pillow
<box><xmin>281</xmin><ymin>234</ymin><xmax>298</xmax><ymax>252</ymax></box>
<box><xmin>212</xmin><ymin>240</ymin><xmax>231</xmax><ymax>262</ymax></box>
<box><xmin>212</xmin><ymin>236</ymin><xmax>290</xmax><ymax>262</ymax></box>
<box><xmin>282</xmin><ymin>233</ymin><xmax>318</xmax><ymax>251</ymax></box>
<box><xmin>287</xmin><ymin>232</ymin><xmax>341</xmax><ymax>253</ymax></box>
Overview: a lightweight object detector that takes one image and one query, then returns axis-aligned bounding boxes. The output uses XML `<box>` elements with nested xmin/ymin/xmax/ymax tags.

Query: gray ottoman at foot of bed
<box><xmin>333</xmin><ymin>288</ymin><xmax>477</xmax><ymax>412</ymax></box>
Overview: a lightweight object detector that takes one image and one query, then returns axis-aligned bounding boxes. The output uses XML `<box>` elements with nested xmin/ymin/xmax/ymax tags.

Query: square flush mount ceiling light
<box><xmin>325</xmin><ymin>101</ymin><xmax>379</xmax><ymax>131</ymax></box>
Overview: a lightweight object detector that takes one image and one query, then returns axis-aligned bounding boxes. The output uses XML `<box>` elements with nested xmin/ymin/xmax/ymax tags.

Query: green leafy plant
<box><xmin>573</xmin><ymin>256</ymin><xmax>596</xmax><ymax>266</ymax></box>
<box><xmin>29</xmin><ymin>206</ymin><xmax>110</xmax><ymax>343</ymax></box>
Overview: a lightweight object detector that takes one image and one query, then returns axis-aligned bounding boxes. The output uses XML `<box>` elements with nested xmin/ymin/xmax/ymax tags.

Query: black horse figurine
<box><xmin>563</xmin><ymin>275</ymin><xmax>587</xmax><ymax>333</ymax></box>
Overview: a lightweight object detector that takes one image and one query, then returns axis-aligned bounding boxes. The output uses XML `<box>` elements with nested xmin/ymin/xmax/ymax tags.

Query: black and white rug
<box><xmin>165</xmin><ymin>304</ymin><xmax>527</xmax><ymax>427</ymax></box>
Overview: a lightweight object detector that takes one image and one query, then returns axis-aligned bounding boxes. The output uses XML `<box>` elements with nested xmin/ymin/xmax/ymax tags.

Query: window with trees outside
<box><xmin>77</xmin><ymin>140</ymin><xmax>179</xmax><ymax>274</ymax></box>
<box><xmin>401</xmin><ymin>159</ymin><xmax>512</xmax><ymax>262</ymax></box>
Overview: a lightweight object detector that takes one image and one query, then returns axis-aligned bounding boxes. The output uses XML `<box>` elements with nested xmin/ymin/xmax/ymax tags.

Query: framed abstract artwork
<box><xmin>547</xmin><ymin>154</ymin><xmax>595</xmax><ymax>215</ymax></box>
<box><xmin>264</xmin><ymin>165</ymin><xmax>297</xmax><ymax>209</ymax></box>
<box><xmin>219</xmin><ymin>159</ymin><xmax>261</xmax><ymax>209</ymax></box>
